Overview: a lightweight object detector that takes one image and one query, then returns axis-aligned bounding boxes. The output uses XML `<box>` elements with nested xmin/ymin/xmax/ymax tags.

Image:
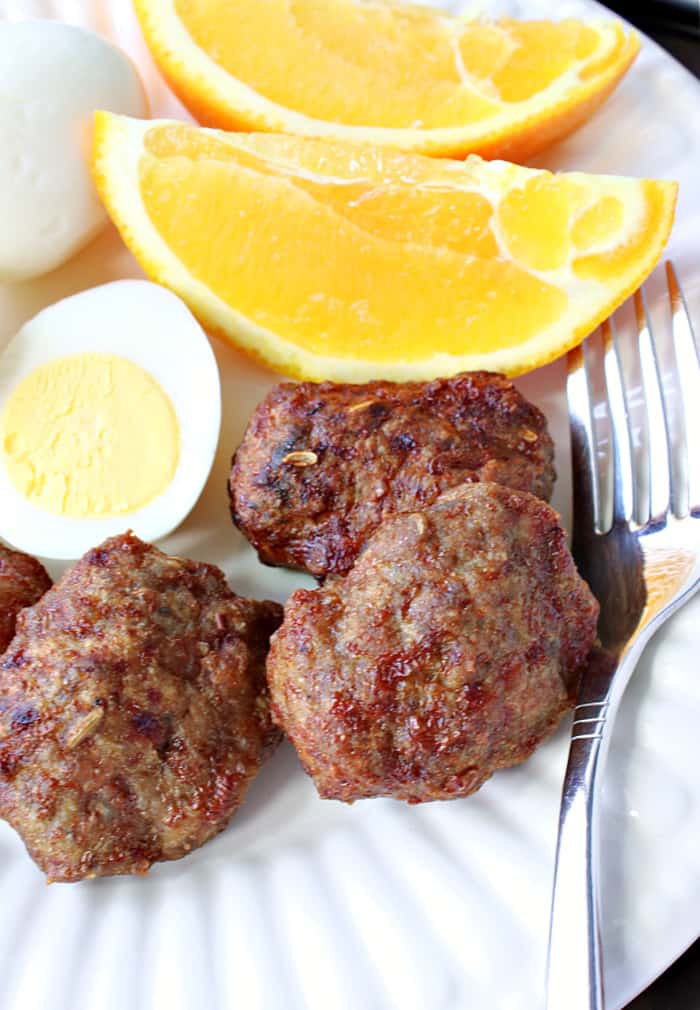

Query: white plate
<box><xmin>1</xmin><ymin>2</ymin><xmax>699</xmax><ymax>1008</ymax></box>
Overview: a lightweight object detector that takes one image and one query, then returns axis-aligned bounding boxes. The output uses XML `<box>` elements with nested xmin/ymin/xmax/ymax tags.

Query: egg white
<box><xmin>0</xmin><ymin>280</ymin><xmax>221</xmax><ymax>559</ymax></box>
<box><xmin>0</xmin><ymin>20</ymin><xmax>148</xmax><ymax>282</ymax></box>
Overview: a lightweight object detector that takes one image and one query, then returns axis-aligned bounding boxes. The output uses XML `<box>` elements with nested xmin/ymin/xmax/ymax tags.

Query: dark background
<box><xmin>598</xmin><ymin>6</ymin><xmax>699</xmax><ymax>1008</ymax></box>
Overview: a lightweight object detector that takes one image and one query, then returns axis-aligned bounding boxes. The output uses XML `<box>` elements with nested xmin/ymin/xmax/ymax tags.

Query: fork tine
<box><xmin>666</xmin><ymin>262</ymin><xmax>700</xmax><ymax>516</ymax></box>
<box><xmin>635</xmin><ymin>287</ymin><xmax>671</xmax><ymax>527</ymax></box>
<box><xmin>567</xmin><ymin>342</ymin><xmax>599</xmax><ymax>532</ymax></box>
<box><xmin>601</xmin><ymin>318</ymin><xmax>635</xmax><ymax>527</ymax></box>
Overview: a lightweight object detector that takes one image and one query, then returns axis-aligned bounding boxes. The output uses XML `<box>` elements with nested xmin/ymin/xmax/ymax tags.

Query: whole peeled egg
<box><xmin>0</xmin><ymin>280</ymin><xmax>221</xmax><ymax>559</ymax></box>
<box><xmin>0</xmin><ymin>20</ymin><xmax>148</xmax><ymax>282</ymax></box>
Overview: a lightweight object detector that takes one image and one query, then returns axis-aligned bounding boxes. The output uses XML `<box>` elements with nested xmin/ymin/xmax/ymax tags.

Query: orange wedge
<box><xmin>93</xmin><ymin>112</ymin><xmax>676</xmax><ymax>381</ymax></box>
<box><xmin>133</xmin><ymin>0</ymin><xmax>639</xmax><ymax>160</ymax></box>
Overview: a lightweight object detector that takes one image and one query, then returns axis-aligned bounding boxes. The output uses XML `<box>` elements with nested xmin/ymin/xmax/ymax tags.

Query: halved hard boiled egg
<box><xmin>0</xmin><ymin>280</ymin><xmax>221</xmax><ymax>559</ymax></box>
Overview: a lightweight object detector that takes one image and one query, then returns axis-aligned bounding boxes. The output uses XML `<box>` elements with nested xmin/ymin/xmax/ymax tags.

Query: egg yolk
<box><xmin>0</xmin><ymin>352</ymin><xmax>180</xmax><ymax>519</ymax></box>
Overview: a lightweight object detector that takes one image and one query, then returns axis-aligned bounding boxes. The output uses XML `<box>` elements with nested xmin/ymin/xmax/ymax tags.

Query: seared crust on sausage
<box><xmin>230</xmin><ymin>372</ymin><xmax>555</xmax><ymax>578</ymax></box>
<box><xmin>0</xmin><ymin>544</ymin><xmax>51</xmax><ymax>655</ymax></box>
<box><xmin>267</xmin><ymin>483</ymin><xmax>598</xmax><ymax>804</ymax></box>
<box><xmin>0</xmin><ymin>533</ymin><xmax>282</xmax><ymax>881</ymax></box>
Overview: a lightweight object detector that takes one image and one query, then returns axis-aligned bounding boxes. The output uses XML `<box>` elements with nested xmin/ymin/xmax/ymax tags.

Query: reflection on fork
<box><xmin>545</xmin><ymin>262</ymin><xmax>700</xmax><ymax>1010</ymax></box>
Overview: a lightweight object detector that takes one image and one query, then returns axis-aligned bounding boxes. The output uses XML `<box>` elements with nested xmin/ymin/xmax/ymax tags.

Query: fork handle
<box><xmin>545</xmin><ymin>631</ymin><xmax>651</xmax><ymax>1010</ymax></box>
<box><xmin>545</xmin><ymin>719</ymin><xmax>606</xmax><ymax>1010</ymax></box>
<box><xmin>547</xmin><ymin>575</ymin><xmax>700</xmax><ymax>1010</ymax></box>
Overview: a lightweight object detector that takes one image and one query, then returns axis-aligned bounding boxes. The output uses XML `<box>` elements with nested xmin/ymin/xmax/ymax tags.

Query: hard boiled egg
<box><xmin>0</xmin><ymin>280</ymin><xmax>221</xmax><ymax>559</ymax></box>
<box><xmin>0</xmin><ymin>20</ymin><xmax>148</xmax><ymax>282</ymax></box>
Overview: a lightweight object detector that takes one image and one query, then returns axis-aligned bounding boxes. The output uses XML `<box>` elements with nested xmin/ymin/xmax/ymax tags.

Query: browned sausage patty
<box><xmin>267</xmin><ymin>483</ymin><xmax>598</xmax><ymax>804</ymax></box>
<box><xmin>0</xmin><ymin>533</ymin><xmax>282</xmax><ymax>881</ymax></box>
<box><xmin>230</xmin><ymin>372</ymin><xmax>555</xmax><ymax>578</ymax></box>
<box><xmin>0</xmin><ymin>544</ymin><xmax>52</xmax><ymax>654</ymax></box>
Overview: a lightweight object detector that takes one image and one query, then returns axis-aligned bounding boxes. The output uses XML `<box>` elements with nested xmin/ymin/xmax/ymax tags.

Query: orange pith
<box><xmin>93</xmin><ymin>114</ymin><xmax>677</xmax><ymax>382</ymax></box>
<box><xmin>133</xmin><ymin>0</ymin><xmax>639</xmax><ymax>159</ymax></box>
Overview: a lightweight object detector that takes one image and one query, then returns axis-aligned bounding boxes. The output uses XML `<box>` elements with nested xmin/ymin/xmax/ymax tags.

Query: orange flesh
<box><xmin>573</xmin><ymin>182</ymin><xmax>669</xmax><ymax>281</ymax></box>
<box><xmin>136</xmin><ymin>124</ymin><xmax>673</xmax><ymax>363</ymax></box>
<box><xmin>571</xmin><ymin>196</ymin><xmax>625</xmax><ymax>249</ymax></box>
<box><xmin>141</xmin><ymin>127</ymin><xmax>568</xmax><ymax>360</ymax></box>
<box><xmin>173</xmin><ymin>0</ymin><xmax>610</xmax><ymax>128</ymax></box>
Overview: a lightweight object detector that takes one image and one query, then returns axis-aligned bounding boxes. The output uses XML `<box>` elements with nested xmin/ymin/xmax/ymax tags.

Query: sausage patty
<box><xmin>0</xmin><ymin>533</ymin><xmax>282</xmax><ymax>881</ymax></box>
<box><xmin>0</xmin><ymin>544</ymin><xmax>52</xmax><ymax>654</ymax></box>
<box><xmin>267</xmin><ymin>483</ymin><xmax>598</xmax><ymax>804</ymax></box>
<box><xmin>230</xmin><ymin>371</ymin><xmax>555</xmax><ymax>578</ymax></box>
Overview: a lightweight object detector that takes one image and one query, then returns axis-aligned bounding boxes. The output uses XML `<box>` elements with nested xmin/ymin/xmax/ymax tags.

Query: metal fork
<box><xmin>545</xmin><ymin>262</ymin><xmax>700</xmax><ymax>1010</ymax></box>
